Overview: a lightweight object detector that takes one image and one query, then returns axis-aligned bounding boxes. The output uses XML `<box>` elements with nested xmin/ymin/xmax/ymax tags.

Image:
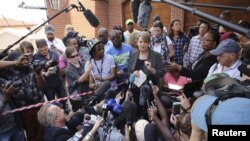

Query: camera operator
<box><xmin>0</xmin><ymin>83</ymin><xmax>26</xmax><ymax>141</ymax></box>
<box><xmin>3</xmin><ymin>41</ymin><xmax>46</xmax><ymax>141</ymax></box>
<box><xmin>33</xmin><ymin>39</ymin><xmax>66</xmax><ymax>108</ymax></box>
<box><xmin>63</xmin><ymin>31</ymin><xmax>90</xmax><ymax>62</ymax></box>
<box><xmin>37</xmin><ymin>102</ymin><xmax>104</xmax><ymax>141</ymax></box>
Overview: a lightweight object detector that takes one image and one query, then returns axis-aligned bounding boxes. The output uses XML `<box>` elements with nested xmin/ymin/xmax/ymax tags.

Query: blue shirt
<box><xmin>107</xmin><ymin>43</ymin><xmax>133</xmax><ymax>71</ymax></box>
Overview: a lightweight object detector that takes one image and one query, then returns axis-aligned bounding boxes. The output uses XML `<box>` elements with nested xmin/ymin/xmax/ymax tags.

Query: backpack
<box><xmin>204</xmin><ymin>83</ymin><xmax>250</xmax><ymax>125</ymax></box>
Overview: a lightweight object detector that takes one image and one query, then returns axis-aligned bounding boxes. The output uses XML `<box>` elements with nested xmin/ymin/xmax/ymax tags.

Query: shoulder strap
<box><xmin>205</xmin><ymin>84</ymin><xmax>250</xmax><ymax>125</ymax></box>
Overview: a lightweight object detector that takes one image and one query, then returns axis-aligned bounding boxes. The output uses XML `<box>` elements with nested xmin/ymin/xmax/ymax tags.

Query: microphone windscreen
<box><xmin>137</xmin><ymin>0</ymin><xmax>152</xmax><ymax>28</ymax></box>
<box><xmin>123</xmin><ymin>101</ymin><xmax>137</xmax><ymax>123</ymax></box>
<box><xmin>94</xmin><ymin>81</ymin><xmax>111</xmax><ymax>98</ymax></box>
<box><xmin>130</xmin><ymin>0</ymin><xmax>140</xmax><ymax>23</ymax></box>
<box><xmin>83</xmin><ymin>9</ymin><xmax>100</xmax><ymax>27</ymax></box>
<box><xmin>139</xmin><ymin>85</ymin><xmax>151</xmax><ymax>106</ymax></box>
<box><xmin>129</xmin><ymin>74</ymin><xmax>135</xmax><ymax>83</ymax></box>
<box><xmin>104</xmin><ymin>89</ymin><xmax>116</xmax><ymax>100</ymax></box>
<box><xmin>238</xmin><ymin>64</ymin><xmax>250</xmax><ymax>77</ymax></box>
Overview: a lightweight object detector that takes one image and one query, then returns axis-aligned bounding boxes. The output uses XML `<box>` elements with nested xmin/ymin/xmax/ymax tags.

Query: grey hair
<box><xmin>37</xmin><ymin>102</ymin><xmax>56</xmax><ymax>127</ymax></box>
<box><xmin>98</xmin><ymin>27</ymin><xmax>108</xmax><ymax>35</ymax></box>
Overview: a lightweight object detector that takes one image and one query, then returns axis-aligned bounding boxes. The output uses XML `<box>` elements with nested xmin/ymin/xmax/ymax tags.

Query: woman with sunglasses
<box><xmin>64</xmin><ymin>47</ymin><xmax>92</xmax><ymax>111</ymax></box>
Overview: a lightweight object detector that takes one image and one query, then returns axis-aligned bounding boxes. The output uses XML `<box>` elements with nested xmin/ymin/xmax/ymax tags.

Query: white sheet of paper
<box><xmin>133</xmin><ymin>70</ymin><xmax>147</xmax><ymax>87</ymax></box>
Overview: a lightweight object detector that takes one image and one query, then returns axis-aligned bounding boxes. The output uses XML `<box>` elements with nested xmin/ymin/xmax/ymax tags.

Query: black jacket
<box><xmin>44</xmin><ymin>127</ymin><xmax>73</xmax><ymax>141</ymax></box>
<box><xmin>180</xmin><ymin>52</ymin><xmax>217</xmax><ymax>81</ymax></box>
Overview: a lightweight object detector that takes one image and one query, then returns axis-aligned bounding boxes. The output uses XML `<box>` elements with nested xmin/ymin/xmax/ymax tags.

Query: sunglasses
<box><xmin>70</xmin><ymin>54</ymin><xmax>79</xmax><ymax>58</ymax></box>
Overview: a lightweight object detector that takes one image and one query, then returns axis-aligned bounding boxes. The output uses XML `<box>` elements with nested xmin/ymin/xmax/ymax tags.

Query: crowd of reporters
<box><xmin>1</xmin><ymin>10</ymin><xmax>250</xmax><ymax>141</ymax></box>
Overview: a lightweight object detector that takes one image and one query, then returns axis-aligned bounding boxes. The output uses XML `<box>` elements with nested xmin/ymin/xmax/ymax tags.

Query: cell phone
<box><xmin>147</xmin><ymin>100</ymin><xmax>150</xmax><ymax>108</ymax></box>
<box><xmin>70</xmin><ymin>132</ymin><xmax>83</xmax><ymax>141</ymax></box>
<box><xmin>151</xmin><ymin>101</ymin><xmax>155</xmax><ymax>107</ymax></box>
<box><xmin>149</xmin><ymin>80</ymin><xmax>154</xmax><ymax>88</ymax></box>
<box><xmin>172</xmin><ymin>102</ymin><xmax>181</xmax><ymax>115</ymax></box>
<box><xmin>89</xmin><ymin>114</ymin><xmax>97</xmax><ymax>124</ymax></box>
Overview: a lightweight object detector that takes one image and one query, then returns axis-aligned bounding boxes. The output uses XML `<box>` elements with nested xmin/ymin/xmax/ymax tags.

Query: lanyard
<box><xmin>93</xmin><ymin>59</ymin><xmax>104</xmax><ymax>76</ymax></box>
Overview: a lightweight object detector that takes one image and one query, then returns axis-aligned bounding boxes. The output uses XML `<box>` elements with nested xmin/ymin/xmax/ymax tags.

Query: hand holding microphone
<box><xmin>133</xmin><ymin>71</ymin><xmax>140</xmax><ymax>77</ymax></box>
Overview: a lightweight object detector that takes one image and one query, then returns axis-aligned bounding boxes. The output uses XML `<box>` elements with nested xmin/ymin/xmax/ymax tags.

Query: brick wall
<box><xmin>46</xmin><ymin>0</ymin><xmax>71</xmax><ymax>39</ymax></box>
<box><xmin>171</xmin><ymin>0</ymin><xmax>185</xmax><ymax>30</ymax></box>
<box><xmin>108</xmin><ymin>0</ymin><xmax>123</xmax><ymax>30</ymax></box>
<box><xmin>46</xmin><ymin>0</ymin><xmax>250</xmax><ymax>39</ymax></box>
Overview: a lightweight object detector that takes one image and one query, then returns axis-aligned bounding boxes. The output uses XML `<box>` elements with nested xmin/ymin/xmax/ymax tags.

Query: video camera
<box><xmin>75</xmin><ymin>35</ymin><xmax>88</xmax><ymax>47</ymax></box>
<box><xmin>32</xmin><ymin>60</ymin><xmax>58</xmax><ymax>73</ymax></box>
<box><xmin>65</xmin><ymin>31</ymin><xmax>88</xmax><ymax>47</ymax></box>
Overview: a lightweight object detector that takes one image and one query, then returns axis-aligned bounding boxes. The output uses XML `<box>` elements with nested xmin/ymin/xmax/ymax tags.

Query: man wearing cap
<box><xmin>45</xmin><ymin>24</ymin><xmax>66</xmax><ymax>54</ymax></box>
<box><xmin>207</xmin><ymin>39</ymin><xmax>242</xmax><ymax>80</ymax></box>
<box><xmin>123</xmin><ymin>19</ymin><xmax>139</xmax><ymax>44</ymax></box>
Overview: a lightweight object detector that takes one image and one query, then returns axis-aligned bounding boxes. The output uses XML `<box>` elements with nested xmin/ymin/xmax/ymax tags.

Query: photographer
<box><xmin>33</xmin><ymin>39</ymin><xmax>66</xmax><ymax>108</ymax></box>
<box><xmin>0</xmin><ymin>83</ymin><xmax>26</xmax><ymax>141</ymax></box>
<box><xmin>37</xmin><ymin>102</ymin><xmax>104</xmax><ymax>141</ymax></box>
<box><xmin>4</xmin><ymin>41</ymin><xmax>46</xmax><ymax>141</ymax></box>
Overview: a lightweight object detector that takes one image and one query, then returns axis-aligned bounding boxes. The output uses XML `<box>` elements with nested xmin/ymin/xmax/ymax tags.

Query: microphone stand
<box><xmin>159</xmin><ymin>0</ymin><xmax>250</xmax><ymax>38</ymax></box>
<box><xmin>0</xmin><ymin>4</ymin><xmax>78</xmax><ymax>59</ymax></box>
<box><xmin>179</xmin><ymin>2</ymin><xmax>250</xmax><ymax>13</ymax></box>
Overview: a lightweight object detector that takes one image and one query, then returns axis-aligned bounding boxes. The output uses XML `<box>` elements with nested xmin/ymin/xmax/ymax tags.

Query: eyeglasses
<box><xmin>70</xmin><ymin>54</ymin><xmax>78</xmax><ymax>58</ymax></box>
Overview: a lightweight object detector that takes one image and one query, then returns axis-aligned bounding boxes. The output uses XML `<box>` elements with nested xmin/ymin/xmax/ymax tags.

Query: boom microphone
<box><xmin>137</xmin><ymin>0</ymin><xmax>152</xmax><ymax>28</ymax></box>
<box><xmin>131</xmin><ymin>0</ymin><xmax>140</xmax><ymax>23</ymax></box>
<box><xmin>77</xmin><ymin>0</ymin><xmax>100</xmax><ymax>27</ymax></box>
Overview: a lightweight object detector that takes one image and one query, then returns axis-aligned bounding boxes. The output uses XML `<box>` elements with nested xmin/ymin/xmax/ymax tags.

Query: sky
<box><xmin>0</xmin><ymin>0</ymin><xmax>47</xmax><ymax>24</ymax></box>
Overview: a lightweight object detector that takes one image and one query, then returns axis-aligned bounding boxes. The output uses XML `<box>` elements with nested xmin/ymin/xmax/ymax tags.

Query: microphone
<box><xmin>139</xmin><ymin>85</ymin><xmax>151</xmax><ymax>106</ymax></box>
<box><xmin>238</xmin><ymin>63</ymin><xmax>250</xmax><ymax>77</ymax></box>
<box><xmin>137</xmin><ymin>0</ymin><xmax>152</xmax><ymax>28</ymax></box>
<box><xmin>77</xmin><ymin>0</ymin><xmax>100</xmax><ymax>27</ymax></box>
<box><xmin>130</xmin><ymin>0</ymin><xmax>140</xmax><ymax>23</ymax></box>
<box><xmin>88</xmin><ymin>81</ymin><xmax>111</xmax><ymax>106</ymax></box>
<box><xmin>128</xmin><ymin>74</ymin><xmax>135</xmax><ymax>90</ymax></box>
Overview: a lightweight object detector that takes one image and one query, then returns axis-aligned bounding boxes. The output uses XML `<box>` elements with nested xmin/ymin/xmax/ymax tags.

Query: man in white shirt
<box><xmin>123</xmin><ymin>19</ymin><xmax>139</xmax><ymax>44</ymax></box>
<box><xmin>207</xmin><ymin>39</ymin><xmax>242</xmax><ymax>80</ymax></box>
<box><xmin>98</xmin><ymin>27</ymin><xmax>113</xmax><ymax>54</ymax></box>
<box><xmin>45</xmin><ymin>24</ymin><xmax>66</xmax><ymax>54</ymax></box>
